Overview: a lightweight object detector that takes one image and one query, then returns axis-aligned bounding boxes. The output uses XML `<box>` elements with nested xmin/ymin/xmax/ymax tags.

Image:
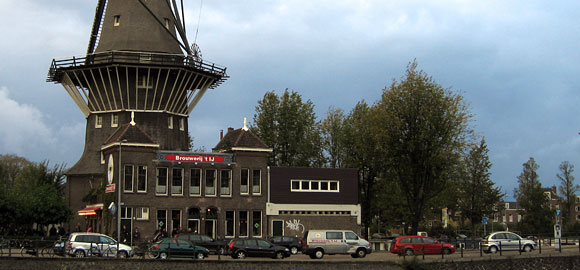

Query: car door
<box><xmin>410</xmin><ymin>237</ymin><xmax>423</xmax><ymax>254</ymax></box>
<box><xmin>492</xmin><ymin>233</ymin><xmax>509</xmax><ymax>251</ymax></box>
<box><xmin>245</xmin><ymin>240</ymin><xmax>260</xmax><ymax>257</ymax></box>
<box><xmin>505</xmin><ymin>233</ymin><xmax>521</xmax><ymax>250</ymax></box>
<box><xmin>344</xmin><ymin>231</ymin><xmax>360</xmax><ymax>253</ymax></box>
<box><xmin>257</xmin><ymin>239</ymin><xmax>274</xmax><ymax>257</ymax></box>
<box><xmin>99</xmin><ymin>236</ymin><xmax>117</xmax><ymax>257</ymax></box>
<box><xmin>421</xmin><ymin>237</ymin><xmax>439</xmax><ymax>254</ymax></box>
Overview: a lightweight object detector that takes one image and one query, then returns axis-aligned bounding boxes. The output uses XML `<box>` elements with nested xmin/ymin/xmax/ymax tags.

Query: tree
<box><xmin>252</xmin><ymin>89</ymin><xmax>323</xmax><ymax>167</ymax></box>
<box><xmin>457</xmin><ymin>139</ymin><xmax>502</xmax><ymax>234</ymax></box>
<box><xmin>514</xmin><ymin>157</ymin><xmax>552</xmax><ymax>234</ymax></box>
<box><xmin>320</xmin><ymin>107</ymin><xmax>347</xmax><ymax>168</ymax></box>
<box><xmin>557</xmin><ymin>161</ymin><xmax>578</xmax><ymax>226</ymax></box>
<box><xmin>373</xmin><ymin>61</ymin><xmax>472</xmax><ymax>234</ymax></box>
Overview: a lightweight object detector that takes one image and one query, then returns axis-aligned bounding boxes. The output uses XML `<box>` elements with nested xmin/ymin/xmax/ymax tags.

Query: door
<box><xmin>272</xmin><ymin>220</ymin><xmax>283</xmax><ymax>236</ymax></box>
<box><xmin>344</xmin><ymin>231</ymin><xmax>360</xmax><ymax>253</ymax></box>
<box><xmin>205</xmin><ymin>220</ymin><xmax>216</xmax><ymax>239</ymax></box>
<box><xmin>325</xmin><ymin>231</ymin><xmax>347</xmax><ymax>254</ymax></box>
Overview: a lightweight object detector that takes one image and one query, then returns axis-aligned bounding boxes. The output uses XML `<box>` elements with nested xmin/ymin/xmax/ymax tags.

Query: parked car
<box><xmin>482</xmin><ymin>231</ymin><xmax>536</xmax><ymax>253</ymax></box>
<box><xmin>227</xmin><ymin>238</ymin><xmax>291</xmax><ymax>259</ymax></box>
<box><xmin>302</xmin><ymin>230</ymin><xmax>372</xmax><ymax>259</ymax></box>
<box><xmin>176</xmin><ymin>233</ymin><xmax>227</xmax><ymax>254</ymax></box>
<box><xmin>390</xmin><ymin>236</ymin><xmax>455</xmax><ymax>256</ymax></box>
<box><xmin>65</xmin><ymin>232</ymin><xmax>133</xmax><ymax>258</ymax></box>
<box><xmin>371</xmin><ymin>233</ymin><xmax>387</xmax><ymax>239</ymax></box>
<box><xmin>150</xmin><ymin>238</ymin><xmax>209</xmax><ymax>260</ymax></box>
<box><xmin>269</xmin><ymin>236</ymin><xmax>303</xmax><ymax>255</ymax></box>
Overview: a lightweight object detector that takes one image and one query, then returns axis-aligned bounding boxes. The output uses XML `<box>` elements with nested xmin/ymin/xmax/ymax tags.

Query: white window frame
<box><xmin>111</xmin><ymin>114</ymin><xmax>119</xmax><ymax>127</ymax></box>
<box><xmin>114</xmin><ymin>15</ymin><xmax>120</xmax><ymax>26</ymax></box>
<box><xmin>95</xmin><ymin>115</ymin><xmax>102</xmax><ymax>128</ymax></box>
<box><xmin>157</xmin><ymin>209</ymin><xmax>167</xmax><ymax>230</ymax></box>
<box><xmin>240</xmin><ymin>168</ymin><xmax>249</xmax><ymax>195</ymax></box>
<box><xmin>137</xmin><ymin>165</ymin><xmax>147</xmax><ymax>193</ymax></box>
<box><xmin>179</xmin><ymin>118</ymin><xmax>185</xmax><ymax>131</ymax></box>
<box><xmin>156</xmin><ymin>167</ymin><xmax>168</xmax><ymax>196</ymax></box>
<box><xmin>220</xmin><ymin>169</ymin><xmax>232</xmax><ymax>197</ymax></box>
<box><xmin>239</xmin><ymin>210</ymin><xmax>249</xmax><ymax>238</ymax></box>
<box><xmin>168</xmin><ymin>116</ymin><xmax>173</xmax><ymax>129</ymax></box>
<box><xmin>225</xmin><ymin>210</ymin><xmax>235</xmax><ymax>238</ymax></box>
<box><xmin>190</xmin><ymin>168</ymin><xmax>202</xmax><ymax>196</ymax></box>
<box><xmin>171</xmin><ymin>168</ymin><xmax>184</xmax><ymax>196</ymax></box>
<box><xmin>252</xmin><ymin>169</ymin><xmax>261</xmax><ymax>195</ymax></box>
<box><xmin>135</xmin><ymin>207</ymin><xmax>149</xmax><ymax>220</ymax></box>
<box><xmin>124</xmin><ymin>164</ymin><xmax>134</xmax><ymax>192</ymax></box>
<box><xmin>205</xmin><ymin>169</ymin><xmax>217</xmax><ymax>197</ymax></box>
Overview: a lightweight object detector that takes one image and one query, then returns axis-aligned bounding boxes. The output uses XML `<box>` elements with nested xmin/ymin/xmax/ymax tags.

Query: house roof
<box><xmin>213</xmin><ymin>128</ymin><xmax>271</xmax><ymax>152</ymax></box>
<box><xmin>103</xmin><ymin>123</ymin><xmax>157</xmax><ymax>146</ymax></box>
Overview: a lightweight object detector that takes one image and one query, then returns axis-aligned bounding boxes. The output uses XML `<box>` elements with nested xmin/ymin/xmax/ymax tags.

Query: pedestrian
<box><xmin>133</xmin><ymin>227</ymin><xmax>141</xmax><ymax>244</ymax></box>
<box><xmin>87</xmin><ymin>225</ymin><xmax>93</xmax><ymax>232</ymax></box>
<box><xmin>121</xmin><ymin>224</ymin><xmax>129</xmax><ymax>243</ymax></box>
<box><xmin>74</xmin><ymin>223</ymin><xmax>82</xmax><ymax>232</ymax></box>
<box><xmin>58</xmin><ymin>226</ymin><xmax>66</xmax><ymax>237</ymax></box>
<box><xmin>49</xmin><ymin>226</ymin><xmax>57</xmax><ymax>237</ymax></box>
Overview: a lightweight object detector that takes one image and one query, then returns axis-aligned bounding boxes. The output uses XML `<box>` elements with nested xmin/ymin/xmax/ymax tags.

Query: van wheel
<box><xmin>314</xmin><ymin>249</ymin><xmax>324</xmax><ymax>259</ymax></box>
<box><xmin>356</xmin><ymin>248</ymin><xmax>366</xmax><ymax>258</ymax></box>
<box><xmin>290</xmin><ymin>246</ymin><xmax>298</xmax><ymax>255</ymax></box>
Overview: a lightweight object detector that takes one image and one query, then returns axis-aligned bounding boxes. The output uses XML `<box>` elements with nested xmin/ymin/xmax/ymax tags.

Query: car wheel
<box><xmin>74</xmin><ymin>250</ymin><xmax>85</xmax><ymax>258</ymax></box>
<box><xmin>405</xmin><ymin>249</ymin><xmax>414</xmax><ymax>256</ymax></box>
<box><xmin>196</xmin><ymin>252</ymin><xmax>206</xmax><ymax>260</ymax></box>
<box><xmin>314</xmin><ymin>249</ymin><xmax>324</xmax><ymax>259</ymax></box>
<box><xmin>236</xmin><ymin>251</ymin><xmax>246</xmax><ymax>259</ymax></box>
<box><xmin>159</xmin><ymin>252</ymin><xmax>168</xmax><ymax>260</ymax></box>
<box><xmin>217</xmin><ymin>247</ymin><xmax>225</xmax><ymax>255</ymax></box>
<box><xmin>523</xmin><ymin>245</ymin><xmax>533</xmax><ymax>252</ymax></box>
<box><xmin>118</xmin><ymin>251</ymin><xmax>128</xmax><ymax>258</ymax></box>
<box><xmin>275</xmin><ymin>251</ymin><xmax>285</xmax><ymax>259</ymax></box>
<box><xmin>443</xmin><ymin>248</ymin><xmax>451</xmax><ymax>255</ymax></box>
<box><xmin>356</xmin><ymin>248</ymin><xmax>366</xmax><ymax>258</ymax></box>
<box><xmin>290</xmin><ymin>246</ymin><xmax>298</xmax><ymax>255</ymax></box>
<box><xmin>489</xmin><ymin>246</ymin><xmax>498</xmax><ymax>254</ymax></box>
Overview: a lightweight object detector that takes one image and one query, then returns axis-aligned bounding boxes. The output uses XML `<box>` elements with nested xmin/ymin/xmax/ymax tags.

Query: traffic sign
<box><xmin>482</xmin><ymin>217</ymin><xmax>488</xmax><ymax>225</ymax></box>
<box><xmin>556</xmin><ymin>210</ymin><xmax>561</xmax><ymax>217</ymax></box>
<box><xmin>106</xmin><ymin>184</ymin><xmax>116</xmax><ymax>193</ymax></box>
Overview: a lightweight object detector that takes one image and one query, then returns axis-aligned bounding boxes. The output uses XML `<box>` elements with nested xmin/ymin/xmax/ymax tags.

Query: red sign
<box><xmin>164</xmin><ymin>154</ymin><xmax>225</xmax><ymax>163</ymax></box>
<box><xmin>105</xmin><ymin>184</ymin><xmax>116</xmax><ymax>193</ymax></box>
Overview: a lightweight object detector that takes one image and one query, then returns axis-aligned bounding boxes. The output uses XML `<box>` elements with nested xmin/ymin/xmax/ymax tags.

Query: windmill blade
<box><xmin>87</xmin><ymin>0</ymin><xmax>107</xmax><ymax>54</ymax></box>
<box><xmin>165</xmin><ymin>0</ymin><xmax>191</xmax><ymax>56</ymax></box>
<box><xmin>136</xmin><ymin>0</ymin><xmax>190</xmax><ymax>54</ymax></box>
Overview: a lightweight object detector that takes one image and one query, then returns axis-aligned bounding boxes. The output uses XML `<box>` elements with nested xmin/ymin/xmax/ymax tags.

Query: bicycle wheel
<box><xmin>147</xmin><ymin>248</ymin><xmax>160</xmax><ymax>259</ymax></box>
<box><xmin>41</xmin><ymin>247</ymin><xmax>54</xmax><ymax>258</ymax></box>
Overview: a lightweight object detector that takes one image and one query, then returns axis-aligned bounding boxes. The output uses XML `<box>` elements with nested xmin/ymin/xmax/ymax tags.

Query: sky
<box><xmin>1</xmin><ymin>0</ymin><xmax>579</xmax><ymax>200</ymax></box>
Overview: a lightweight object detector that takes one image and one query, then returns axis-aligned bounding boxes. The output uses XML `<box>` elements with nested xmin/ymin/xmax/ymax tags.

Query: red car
<box><xmin>390</xmin><ymin>236</ymin><xmax>455</xmax><ymax>256</ymax></box>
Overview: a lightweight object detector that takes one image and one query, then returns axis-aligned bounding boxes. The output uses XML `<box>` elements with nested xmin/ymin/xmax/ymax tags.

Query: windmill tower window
<box><xmin>95</xmin><ymin>115</ymin><xmax>103</xmax><ymax>128</ymax></box>
<box><xmin>164</xmin><ymin>18</ymin><xmax>170</xmax><ymax>29</ymax></box>
<box><xmin>137</xmin><ymin>75</ymin><xmax>153</xmax><ymax>89</ymax></box>
<box><xmin>168</xmin><ymin>116</ymin><xmax>174</xmax><ymax>129</ymax></box>
<box><xmin>114</xmin><ymin>15</ymin><xmax>121</xmax><ymax>27</ymax></box>
<box><xmin>111</xmin><ymin>114</ymin><xmax>119</xmax><ymax>127</ymax></box>
<box><xmin>179</xmin><ymin>118</ymin><xmax>185</xmax><ymax>131</ymax></box>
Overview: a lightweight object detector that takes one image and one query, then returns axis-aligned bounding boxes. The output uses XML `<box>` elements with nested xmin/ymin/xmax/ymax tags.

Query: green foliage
<box><xmin>457</xmin><ymin>139</ymin><xmax>503</xmax><ymax>234</ymax></box>
<box><xmin>0</xmin><ymin>155</ymin><xmax>71</xmax><ymax>232</ymax></box>
<box><xmin>514</xmin><ymin>157</ymin><xmax>553</xmax><ymax>234</ymax></box>
<box><xmin>320</xmin><ymin>107</ymin><xmax>347</xmax><ymax>168</ymax></box>
<box><xmin>374</xmin><ymin>61</ymin><xmax>472</xmax><ymax>234</ymax></box>
<box><xmin>252</xmin><ymin>89</ymin><xmax>324</xmax><ymax>167</ymax></box>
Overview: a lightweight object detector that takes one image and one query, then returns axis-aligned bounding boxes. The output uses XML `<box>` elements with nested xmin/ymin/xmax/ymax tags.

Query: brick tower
<box><xmin>47</xmin><ymin>0</ymin><xmax>228</xmax><ymax>233</ymax></box>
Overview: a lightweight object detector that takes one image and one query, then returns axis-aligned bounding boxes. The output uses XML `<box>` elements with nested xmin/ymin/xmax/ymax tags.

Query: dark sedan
<box><xmin>176</xmin><ymin>233</ymin><xmax>227</xmax><ymax>254</ymax></box>
<box><xmin>150</xmin><ymin>238</ymin><xmax>209</xmax><ymax>260</ymax></box>
<box><xmin>228</xmin><ymin>238</ymin><xmax>291</xmax><ymax>259</ymax></box>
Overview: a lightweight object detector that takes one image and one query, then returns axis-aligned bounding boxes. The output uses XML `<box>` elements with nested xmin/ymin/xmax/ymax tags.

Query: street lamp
<box><xmin>117</xmin><ymin>139</ymin><xmax>127</xmax><ymax>257</ymax></box>
<box><xmin>504</xmin><ymin>194</ymin><xmax>509</xmax><ymax>232</ymax></box>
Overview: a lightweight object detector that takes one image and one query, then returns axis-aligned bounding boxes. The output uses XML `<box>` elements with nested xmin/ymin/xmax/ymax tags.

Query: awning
<box><xmin>78</xmin><ymin>207</ymin><xmax>102</xmax><ymax>216</ymax></box>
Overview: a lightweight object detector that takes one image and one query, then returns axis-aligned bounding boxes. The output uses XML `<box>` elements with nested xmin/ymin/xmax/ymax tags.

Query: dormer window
<box><xmin>114</xmin><ymin>15</ymin><xmax>121</xmax><ymax>27</ymax></box>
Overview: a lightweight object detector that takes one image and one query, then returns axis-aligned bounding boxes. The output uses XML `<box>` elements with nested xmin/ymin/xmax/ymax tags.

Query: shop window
<box><xmin>111</xmin><ymin>114</ymin><xmax>118</xmax><ymax>127</ymax></box>
<box><xmin>239</xmin><ymin>211</ymin><xmax>248</xmax><ymax>237</ymax></box>
<box><xmin>252</xmin><ymin>211</ymin><xmax>262</xmax><ymax>237</ymax></box>
<box><xmin>190</xmin><ymin>168</ymin><xmax>201</xmax><ymax>196</ymax></box>
<box><xmin>187</xmin><ymin>208</ymin><xmax>200</xmax><ymax>234</ymax></box>
<box><xmin>95</xmin><ymin>115</ymin><xmax>102</xmax><ymax>128</ymax></box>
<box><xmin>137</xmin><ymin>166</ymin><xmax>147</xmax><ymax>193</ymax></box>
<box><xmin>124</xmin><ymin>165</ymin><xmax>133</xmax><ymax>192</ymax></box>
<box><xmin>220</xmin><ymin>169</ymin><xmax>232</xmax><ymax>196</ymax></box>
<box><xmin>240</xmin><ymin>168</ymin><xmax>249</xmax><ymax>195</ymax></box>
<box><xmin>172</xmin><ymin>168</ymin><xmax>183</xmax><ymax>195</ymax></box>
<box><xmin>157</xmin><ymin>209</ymin><xmax>167</xmax><ymax>230</ymax></box>
<box><xmin>156</xmin><ymin>167</ymin><xmax>168</xmax><ymax>195</ymax></box>
<box><xmin>225</xmin><ymin>211</ymin><xmax>235</xmax><ymax>238</ymax></box>
<box><xmin>205</xmin><ymin>169</ymin><xmax>216</xmax><ymax>196</ymax></box>
<box><xmin>252</xmin><ymin>169</ymin><xmax>261</xmax><ymax>195</ymax></box>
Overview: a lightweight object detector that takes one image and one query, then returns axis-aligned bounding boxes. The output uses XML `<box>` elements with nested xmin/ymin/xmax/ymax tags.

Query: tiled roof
<box><xmin>213</xmin><ymin>128</ymin><xmax>270</xmax><ymax>152</ymax></box>
<box><xmin>104</xmin><ymin>123</ymin><xmax>157</xmax><ymax>145</ymax></box>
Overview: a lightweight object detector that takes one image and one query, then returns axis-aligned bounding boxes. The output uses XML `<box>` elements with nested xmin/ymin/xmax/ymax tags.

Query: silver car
<box><xmin>482</xmin><ymin>231</ymin><xmax>535</xmax><ymax>253</ymax></box>
<box><xmin>65</xmin><ymin>232</ymin><xmax>133</xmax><ymax>258</ymax></box>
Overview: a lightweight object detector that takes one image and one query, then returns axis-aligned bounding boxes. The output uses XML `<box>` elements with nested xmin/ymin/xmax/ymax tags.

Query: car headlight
<box><xmin>285</xmin><ymin>248</ymin><xmax>289</xmax><ymax>251</ymax></box>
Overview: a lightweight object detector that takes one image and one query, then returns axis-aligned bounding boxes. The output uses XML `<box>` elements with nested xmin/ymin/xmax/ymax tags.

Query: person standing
<box><xmin>133</xmin><ymin>227</ymin><xmax>141</xmax><ymax>244</ymax></box>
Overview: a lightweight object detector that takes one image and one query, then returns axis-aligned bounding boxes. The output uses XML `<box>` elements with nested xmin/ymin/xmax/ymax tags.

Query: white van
<box><xmin>302</xmin><ymin>230</ymin><xmax>372</xmax><ymax>259</ymax></box>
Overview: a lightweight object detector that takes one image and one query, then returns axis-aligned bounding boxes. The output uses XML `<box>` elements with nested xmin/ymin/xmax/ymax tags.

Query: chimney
<box><xmin>220</xmin><ymin>130</ymin><xmax>223</xmax><ymax>140</ymax></box>
<box><xmin>228</xmin><ymin>127</ymin><xmax>234</xmax><ymax>133</ymax></box>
